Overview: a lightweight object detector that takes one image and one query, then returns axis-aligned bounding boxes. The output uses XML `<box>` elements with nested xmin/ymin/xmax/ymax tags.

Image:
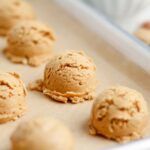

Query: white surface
<box><xmin>85</xmin><ymin>0</ymin><xmax>150</xmax><ymax>20</ymax></box>
<box><xmin>83</xmin><ymin>0</ymin><xmax>150</xmax><ymax>33</ymax></box>
<box><xmin>109</xmin><ymin>138</ymin><xmax>150</xmax><ymax>150</ymax></box>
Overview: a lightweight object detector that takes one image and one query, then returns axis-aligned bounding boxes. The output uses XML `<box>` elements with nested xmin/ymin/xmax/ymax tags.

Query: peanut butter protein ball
<box><xmin>89</xmin><ymin>86</ymin><xmax>149</xmax><ymax>142</ymax></box>
<box><xmin>135</xmin><ymin>22</ymin><xmax>150</xmax><ymax>45</ymax></box>
<box><xmin>29</xmin><ymin>51</ymin><xmax>97</xmax><ymax>103</ymax></box>
<box><xmin>0</xmin><ymin>71</ymin><xmax>27</xmax><ymax>123</ymax></box>
<box><xmin>11</xmin><ymin>117</ymin><xmax>74</xmax><ymax>150</ymax></box>
<box><xmin>0</xmin><ymin>0</ymin><xmax>35</xmax><ymax>36</ymax></box>
<box><xmin>4</xmin><ymin>21</ymin><xmax>56</xmax><ymax>66</ymax></box>
<box><xmin>135</xmin><ymin>27</ymin><xmax>150</xmax><ymax>45</ymax></box>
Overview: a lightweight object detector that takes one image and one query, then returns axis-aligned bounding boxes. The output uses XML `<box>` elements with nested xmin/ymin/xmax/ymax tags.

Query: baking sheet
<box><xmin>0</xmin><ymin>0</ymin><xmax>150</xmax><ymax>150</ymax></box>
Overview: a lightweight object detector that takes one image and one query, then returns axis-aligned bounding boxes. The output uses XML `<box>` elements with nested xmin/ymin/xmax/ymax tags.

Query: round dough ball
<box><xmin>0</xmin><ymin>71</ymin><xmax>27</xmax><ymax>123</ymax></box>
<box><xmin>0</xmin><ymin>0</ymin><xmax>35</xmax><ymax>36</ymax></box>
<box><xmin>29</xmin><ymin>51</ymin><xmax>97</xmax><ymax>103</ymax></box>
<box><xmin>4</xmin><ymin>20</ymin><xmax>56</xmax><ymax>66</ymax></box>
<box><xmin>89</xmin><ymin>85</ymin><xmax>149</xmax><ymax>142</ymax></box>
<box><xmin>11</xmin><ymin>117</ymin><xmax>74</xmax><ymax>150</ymax></box>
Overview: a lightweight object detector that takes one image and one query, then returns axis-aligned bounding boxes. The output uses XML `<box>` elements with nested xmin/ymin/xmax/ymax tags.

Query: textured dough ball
<box><xmin>0</xmin><ymin>0</ymin><xmax>35</xmax><ymax>36</ymax></box>
<box><xmin>0</xmin><ymin>71</ymin><xmax>27</xmax><ymax>123</ymax></box>
<box><xmin>11</xmin><ymin>117</ymin><xmax>74</xmax><ymax>150</ymax></box>
<box><xmin>29</xmin><ymin>51</ymin><xmax>97</xmax><ymax>103</ymax></box>
<box><xmin>89</xmin><ymin>86</ymin><xmax>149</xmax><ymax>142</ymax></box>
<box><xmin>4</xmin><ymin>20</ymin><xmax>56</xmax><ymax>66</ymax></box>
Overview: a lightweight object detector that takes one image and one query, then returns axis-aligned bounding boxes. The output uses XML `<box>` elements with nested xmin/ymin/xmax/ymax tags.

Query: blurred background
<box><xmin>80</xmin><ymin>0</ymin><xmax>150</xmax><ymax>46</ymax></box>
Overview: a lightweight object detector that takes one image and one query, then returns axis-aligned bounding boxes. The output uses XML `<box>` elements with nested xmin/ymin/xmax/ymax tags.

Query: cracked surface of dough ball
<box><xmin>11</xmin><ymin>117</ymin><xmax>74</xmax><ymax>150</ymax></box>
<box><xmin>0</xmin><ymin>0</ymin><xmax>35</xmax><ymax>36</ymax></box>
<box><xmin>0</xmin><ymin>71</ymin><xmax>27</xmax><ymax>123</ymax></box>
<box><xmin>89</xmin><ymin>86</ymin><xmax>149</xmax><ymax>142</ymax></box>
<box><xmin>4</xmin><ymin>21</ymin><xmax>56</xmax><ymax>66</ymax></box>
<box><xmin>29</xmin><ymin>51</ymin><xmax>97</xmax><ymax>103</ymax></box>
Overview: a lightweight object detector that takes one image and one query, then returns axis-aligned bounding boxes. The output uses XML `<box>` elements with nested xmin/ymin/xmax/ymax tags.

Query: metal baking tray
<box><xmin>0</xmin><ymin>0</ymin><xmax>149</xmax><ymax>149</ymax></box>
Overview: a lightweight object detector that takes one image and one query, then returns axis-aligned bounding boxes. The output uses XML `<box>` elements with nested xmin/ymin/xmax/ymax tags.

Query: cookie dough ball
<box><xmin>142</xmin><ymin>21</ymin><xmax>150</xmax><ymax>29</ymax></box>
<box><xmin>0</xmin><ymin>71</ymin><xmax>27</xmax><ymax>123</ymax></box>
<box><xmin>0</xmin><ymin>0</ymin><xmax>35</xmax><ymax>36</ymax></box>
<box><xmin>11</xmin><ymin>117</ymin><xmax>74</xmax><ymax>150</ymax></box>
<box><xmin>29</xmin><ymin>51</ymin><xmax>97</xmax><ymax>103</ymax></box>
<box><xmin>135</xmin><ymin>27</ymin><xmax>150</xmax><ymax>45</ymax></box>
<box><xmin>89</xmin><ymin>86</ymin><xmax>149</xmax><ymax>142</ymax></box>
<box><xmin>135</xmin><ymin>21</ymin><xmax>150</xmax><ymax>45</ymax></box>
<box><xmin>4</xmin><ymin>20</ymin><xmax>56</xmax><ymax>66</ymax></box>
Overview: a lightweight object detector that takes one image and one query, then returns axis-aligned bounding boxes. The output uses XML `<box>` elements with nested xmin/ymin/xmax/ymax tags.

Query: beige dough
<box><xmin>135</xmin><ymin>27</ymin><xmax>150</xmax><ymax>45</ymax></box>
<box><xmin>4</xmin><ymin>20</ymin><xmax>56</xmax><ymax>66</ymax></box>
<box><xmin>0</xmin><ymin>0</ymin><xmax>35</xmax><ymax>36</ymax></box>
<box><xmin>0</xmin><ymin>71</ymin><xmax>27</xmax><ymax>123</ymax></box>
<box><xmin>89</xmin><ymin>85</ymin><xmax>149</xmax><ymax>142</ymax></box>
<box><xmin>29</xmin><ymin>51</ymin><xmax>97</xmax><ymax>103</ymax></box>
<box><xmin>142</xmin><ymin>21</ymin><xmax>150</xmax><ymax>29</ymax></box>
<box><xmin>11</xmin><ymin>116</ymin><xmax>75</xmax><ymax>150</ymax></box>
<box><xmin>135</xmin><ymin>22</ymin><xmax>150</xmax><ymax>45</ymax></box>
